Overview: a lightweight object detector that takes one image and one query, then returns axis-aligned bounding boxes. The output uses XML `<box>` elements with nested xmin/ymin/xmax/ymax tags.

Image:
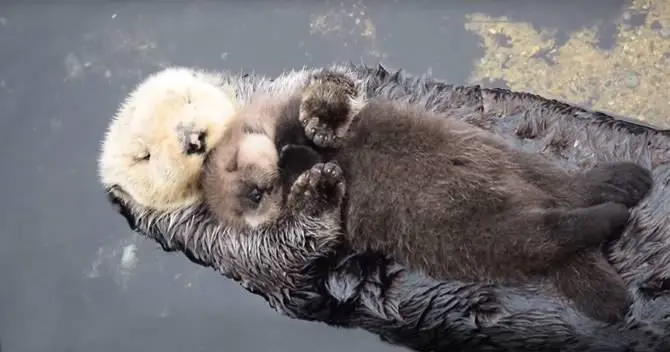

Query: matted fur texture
<box><xmin>105</xmin><ymin>63</ymin><xmax>670</xmax><ymax>351</ymax></box>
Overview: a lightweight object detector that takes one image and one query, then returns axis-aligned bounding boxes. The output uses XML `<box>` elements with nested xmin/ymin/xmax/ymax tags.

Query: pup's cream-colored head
<box><xmin>98</xmin><ymin>67</ymin><xmax>239</xmax><ymax>211</ymax></box>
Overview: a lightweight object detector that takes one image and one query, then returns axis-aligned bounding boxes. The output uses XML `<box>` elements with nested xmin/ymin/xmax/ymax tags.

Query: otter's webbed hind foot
<box><xmin>554</xmin><ymin>255</ymin><xmax>631</xmax><ymax>324</ymax></box>
<box><xmin>578</xmin><ymin>162</ymin><xmax>653</xmax><ymax>208</ymax></box>
<box><xmin>512</xmin><ymin>202</ymin><xmax>630</xmax><ymax>268</ymax></box>
<box><xmin>287</xmin><ymin>162</ymin><xmax>346</xmax><ymax>217</ymax></box>
<box><xmin>549</xmin><ymin>202</ymin><xmax>631</xmax><ymax>254</ymax></box>
<box><xmin>299</xmin><ymin>71</ymin><xmax>361</xmax><ymax>149</ymax></box>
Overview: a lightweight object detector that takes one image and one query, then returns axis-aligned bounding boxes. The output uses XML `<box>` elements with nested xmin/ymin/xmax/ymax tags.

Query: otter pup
<box><xmin>201</xmin><ymin>71</ymin><xmax>653</xmax><ymax>324</ymax></box>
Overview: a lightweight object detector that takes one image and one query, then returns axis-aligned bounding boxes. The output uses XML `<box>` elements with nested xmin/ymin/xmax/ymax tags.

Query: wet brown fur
<box><xmin>201</xmin><ymin>71</ymin><xmax>653</xmax><ymax>324</ymax></box>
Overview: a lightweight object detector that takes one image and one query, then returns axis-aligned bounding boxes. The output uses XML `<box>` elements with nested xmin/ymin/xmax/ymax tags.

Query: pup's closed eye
<box><xmin>247</xmin><ymin>185</ymin><xmax>264</xmax><ymax>205</ymax></box>
<box><xmin>244</xmin><ymin>182</ymin><xmax>275</xmax><ymax>206</ymax></box>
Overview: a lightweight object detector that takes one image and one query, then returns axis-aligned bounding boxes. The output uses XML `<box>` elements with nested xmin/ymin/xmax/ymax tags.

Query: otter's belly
<box><xmin>335</xmin><ymin>147</ymin><xmax>510</xmax><ymax>280</ymax></box>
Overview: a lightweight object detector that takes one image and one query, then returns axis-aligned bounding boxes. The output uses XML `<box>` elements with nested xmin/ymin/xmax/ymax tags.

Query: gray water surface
<box><xmin>1</xmin><ymin>1</ymin><xmax>648</xmax><ymax>351</ymax></box>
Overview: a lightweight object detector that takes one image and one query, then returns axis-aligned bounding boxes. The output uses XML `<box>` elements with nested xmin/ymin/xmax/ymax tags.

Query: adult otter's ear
<box><xmin>105</xmin><ymin>186</ymin><xmax>139</xmax><ymax>231</ymax></box>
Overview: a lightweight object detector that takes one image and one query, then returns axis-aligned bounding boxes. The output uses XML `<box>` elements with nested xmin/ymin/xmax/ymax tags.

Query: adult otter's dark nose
<box><xmin>183</xmin><ymin>130</ymin><xmax>207</xmax><ymax>155</ymax></box>
<box><xmin>175</xmin><ymin>122</ymin><xmax>208</xmax><ymax>155</ymax></box>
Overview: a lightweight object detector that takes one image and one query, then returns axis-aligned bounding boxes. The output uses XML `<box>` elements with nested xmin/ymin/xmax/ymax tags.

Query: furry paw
<box><xmin>576</xmin><ymin>284</ymin><xmax>631</xmax><ymax>324</ymax></box>
<box><xmin>299</xmin><ymin>72</ymin><xmax>359</xmax><ymax>149</ymax></box>
<box><xmin>592</xmin><ymin>203</ymin><xmax>630</xmax><ymax>241</ymax></box>
<box><xmin>553</xmin><ymin>202</ymin><xmax>630</xmax><ymax>251</ymax></box>
<box><xmin>555</xmin><ymin>255</ymin><xmax>631</xmax><ymax>324</ymax></box>
<box><xmin>581</xmin><ymin>162</ymin><xmax>653</xmax><ymax>208</ymax></box>
<box><xmin>287</xmin><ymin>162</ymin><xmax>346</xmax><ymax>215</ymax></box>
<box><xmin>580</xmin><ymin>203</ymin><xmax>630</xmax><ymax>247</ymax></box>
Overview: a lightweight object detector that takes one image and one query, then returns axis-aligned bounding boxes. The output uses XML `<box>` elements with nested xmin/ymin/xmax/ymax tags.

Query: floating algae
<box><xmin>466</xmin><ymin>0</ymin><xmax>670</xmax><ymax>127</ymax></box>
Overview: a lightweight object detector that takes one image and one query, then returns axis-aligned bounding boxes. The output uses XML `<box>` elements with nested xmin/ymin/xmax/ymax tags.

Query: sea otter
<box><xmin>200</xmin><ymin>70</ymin><xmax>654</xmax><ymax>324</ymax></box>
<box><xmin>98</xmin><ymin>64</ymin><xmax>670</xmax><ymax>351</ymax></box>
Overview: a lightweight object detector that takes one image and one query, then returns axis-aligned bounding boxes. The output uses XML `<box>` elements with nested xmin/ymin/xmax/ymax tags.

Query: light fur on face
<box><xmin>98</xmin><ymin>66</ymin><xmax>239</xmax><ymax>211</ymax></box>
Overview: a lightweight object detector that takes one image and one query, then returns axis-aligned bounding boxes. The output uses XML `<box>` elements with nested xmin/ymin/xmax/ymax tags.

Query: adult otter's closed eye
<box><xmin>201</xmin><ymin>70</ymin><xmax>653</xmax><ymax>324</ymax></box>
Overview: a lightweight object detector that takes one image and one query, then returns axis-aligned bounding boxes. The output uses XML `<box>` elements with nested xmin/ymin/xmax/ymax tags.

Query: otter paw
<box><xmin>299</xmin><ymin>73</ymin><xmax>358</xmax><ymax>149</ymax></box>
<box><xmin>322</xmin><ymin>162</ymin><xmax>346</xmax><ymax>203</ymax></box>
<box><xmin>287</xmin><ymin>162</ymin><xmax>346</xmax><ymax>215</ymax></box>
<box><xmin>576</xmin><ymin>282</ymin><xmax>631</xmax><ymax>324</ymax></box>
<box><xmin>302</xmin><ymin>112</ymin><xmax>340</xmax><ymax>148</ymax></box>
<box><xmin>582</xmin><ymin>162</ymin><xmax>653</xmax><ymax>208</ymax></box>
<box><xmin>584</xmin><ymin>202</ymin><xmax>631</xmax><ymax>244</ymax></box>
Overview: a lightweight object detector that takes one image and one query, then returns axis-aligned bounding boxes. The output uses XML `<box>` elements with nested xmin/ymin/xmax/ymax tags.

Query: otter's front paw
<box><xmin>582</xmin><ymin>162</ymin><xmax>653</xmax><ymax>208</ymax></box>
<box><xmin>580</xmin><ymin>202</ymin><xmax>631</xmax><ymax>245</ymax></box>
<box><xmin>299</xmin><ymin>73</ymin><xmax>359</xmax><ymax>149</ymax></box>
<box><xmin>287</xmin><ymin>162</ymin><xmax>346</xmax><ymax>216</ymax></box>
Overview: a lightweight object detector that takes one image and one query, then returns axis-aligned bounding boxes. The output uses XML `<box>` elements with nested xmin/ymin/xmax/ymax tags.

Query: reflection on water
<box><xmin>466</xmin><ymin>0</ymin><xmax>670</xmax><ymax>128</ymax></box>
